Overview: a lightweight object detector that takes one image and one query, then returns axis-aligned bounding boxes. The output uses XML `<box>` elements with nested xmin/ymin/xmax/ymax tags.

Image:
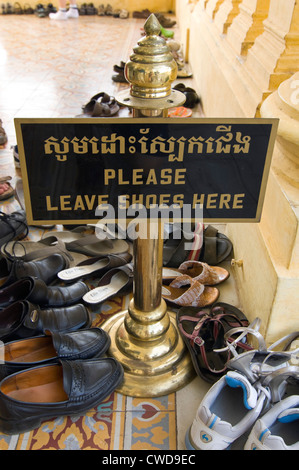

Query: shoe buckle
<box><xmin>30</xmin><ymin>309</ymin><xmax>39</xmax><ymax>323</ymax></box>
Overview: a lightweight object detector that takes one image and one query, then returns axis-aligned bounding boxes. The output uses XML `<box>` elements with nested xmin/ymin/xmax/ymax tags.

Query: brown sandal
<box><xmin>81</xmin><ymin>92</ymin><xmax>119</xmax><ymax>117</ymax></box>
<box><xmin>0</xmin><ymin>176</ymin><xmax>14</xmax><ymax>201</ymax></box>
<box><xmin>162</xmin><ymin>274</ymin><xmax>219</xmax><ymax>307</ymax></box>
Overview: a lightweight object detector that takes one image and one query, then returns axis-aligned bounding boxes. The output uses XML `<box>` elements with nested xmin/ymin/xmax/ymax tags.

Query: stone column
<box><xmin>214</xmin><ymin>0</ymin><xmax>243</xmax><ymax>34</ymax></box>
<box><xmin>257</xmin><ymin>73</ymin><xmax>299</xmax><ymax>342</ymax></box>
<box><xmin>244</xmin><ymin>0</ymin><xmax>299</xmax><ymax>110</ymax></box>
<box><xmin>226</xmin><ymin>0</ymin><xmax>270</xmax><ymax>56</ymax></box>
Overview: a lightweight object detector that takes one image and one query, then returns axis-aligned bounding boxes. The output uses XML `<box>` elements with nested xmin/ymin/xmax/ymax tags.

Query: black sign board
<box><xmin>15</xmin><ymin>117</ymin><xmax>278</xmax><ymax>225</ymax></box>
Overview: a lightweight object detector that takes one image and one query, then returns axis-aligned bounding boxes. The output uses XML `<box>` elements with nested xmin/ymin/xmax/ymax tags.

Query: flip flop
<box><xmin>163</xmin><ymin>260</ymin><xmax>229</xmax><ymax>285</ymax></box>
<box><xmin>162</xmin><ymin>274</ymin><xmax>219</xmax><ymax>307</ymax></box>
<box><xmin>83</xmin><ymin>264</ymin><xmax>133</xmax><ymax>305</ymax></box>
<box><xmin>58</xmin><ymin>252</ymin><xmax>132</xmax><ymax>283</ymax></box>
<box><xmin>0</xmin><ymin>177</ymin><xmax>14</xmax><ymax>201</ymax></box>
<box><xmin>43</xmin><ymin>230</ymin><xmax>129</xmax><ymax>257</ymax></box>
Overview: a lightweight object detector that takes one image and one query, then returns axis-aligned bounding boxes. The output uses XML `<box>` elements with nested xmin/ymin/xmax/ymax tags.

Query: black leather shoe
<box><xmin>0</xmin><ymin>276</ymin><xmax>89</xmax><ymax>308</ymax></box>
<box><xmin>0</xmin><ymin>358</ymin><xmax>124</xmax><ymax>434</ymax></box>
<box><xmin>0</xmin><ymin>300</ymin><xmax>91</xmax><ymax>341</ymax></box>
<box><xmin>0</xmin><ymin>253</ymin><xmax>67</xmax><ymax>287</ymax></box>
<box><xmin>0</xmin><ymin>328</ymin><xmax>111</xmax><ymax>380</ymax></box>
<box><xmin>0</xmin><ymin>210</ymin><xmax>28</xmax><ymax>248</ymax></box>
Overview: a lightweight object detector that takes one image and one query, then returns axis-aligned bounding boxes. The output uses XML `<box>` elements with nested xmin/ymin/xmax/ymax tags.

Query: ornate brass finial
<box><xmin>124</xmin><ymin>14</ymin><xmax>178</xmax><ymax>100</ymax></box>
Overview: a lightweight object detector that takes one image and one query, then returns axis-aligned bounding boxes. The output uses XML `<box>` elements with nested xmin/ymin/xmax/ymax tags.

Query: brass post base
<box><xmin>102</xmin><ymin>299</ymin><xmax>195</xmax><ymax>397</ymax></box>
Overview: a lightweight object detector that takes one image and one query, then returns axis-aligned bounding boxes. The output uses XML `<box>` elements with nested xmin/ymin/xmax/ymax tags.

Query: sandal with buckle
<box><xmin>176</xmin><ymin>302</ymin><xmax>250</xmax><ymax>383</ymax></box>
<box><xmin>220</xmin><ymin>319</ymin><xmax>294</xmax><ymax>383</ymax></box>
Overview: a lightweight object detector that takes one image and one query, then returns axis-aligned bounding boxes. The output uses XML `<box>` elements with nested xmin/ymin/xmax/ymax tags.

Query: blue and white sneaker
<box><xmin>244</xmin><ymin>395</ymin><xmax>299</xmax><ymax>450</ymax></box>
<box><xmin>185</xmin><ymin>371</ymin><xmax>269</xmax><ymax>450</ymax></box>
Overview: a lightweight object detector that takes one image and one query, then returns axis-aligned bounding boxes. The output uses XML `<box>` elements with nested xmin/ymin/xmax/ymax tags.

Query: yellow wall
<box><xmin>10</xmin><ymin>0</ymin><xmax>175</xmax><ymax>12</ymax></box>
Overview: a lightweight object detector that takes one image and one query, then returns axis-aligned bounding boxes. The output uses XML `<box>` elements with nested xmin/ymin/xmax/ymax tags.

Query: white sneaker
<box><xmin>49</xmin><ymin>10</ymin><xmax>67</xmax><ymax>20</ymax></box>
<box><xmin>185</xmin><ymin>371</ymin><xmax>269</xmax><ymax>450</ymax></box>
<box><xmin>66</xmin><ymin>7</ymin><xmax>79</xmax><ymax>18</ymax></box>
<box><xmin>244</xmin><ymin>395</ymin><xmax>299</xmax><ymax>450</ymax></box>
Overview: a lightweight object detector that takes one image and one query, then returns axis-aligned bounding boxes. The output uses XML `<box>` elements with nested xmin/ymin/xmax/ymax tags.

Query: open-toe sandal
<box><xmin>163</xmin><ymin>260</ymin><xmax>229</xmax><ymax>285</ymax></box>
<box><xmin>1</xmin><ymin>236</ymin><xmax>83</xmax><ymax>267</ymax></box>
<box><xmin>162</xmin><ymin>274</ymin><xmax>219</xmax><ymax>308</ymax></box>
<box><xmin>163</xmin><ymin>223</ymin><xmax>233</xmax><ymax>267</ymax></box>
<box><xmin>221</xmin><ymin>318</ymin><xmax>294</xmax><ymax>383</ymax></box>
<box><xmin>176</xmin><ymin>303</ymin><xmax>250</xmax><ymax>383</ymax></box>
<box><xmin>58</xmin><ymin>252</ymin><xmax>132</xmax><ymax>283</ymax></box>
<box><xmin>83</xmin><ymin>264</ymin><xmax>133</xmax><ymax>305</ymax></box>
<box><xmin>43</xmin><ymin>230</ymin><xmax>129</xmax><ymax>257</ymax></box>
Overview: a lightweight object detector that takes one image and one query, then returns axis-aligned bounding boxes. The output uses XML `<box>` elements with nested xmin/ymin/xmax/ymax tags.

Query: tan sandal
<box><xmin>163</xmin><ymin>260</ymin><xmax>229</xmax><ymax>285</ymax></box>
<box><xmin>162</xmin><ymin>275</ymin><xmax>219</xmax><ymax>307</ymax></box>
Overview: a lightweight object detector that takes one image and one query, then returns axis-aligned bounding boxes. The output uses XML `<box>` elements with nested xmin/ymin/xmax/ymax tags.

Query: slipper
<box><xmin>58</xmin><ymin>252</ymin><xmax>132</xmax><ymax>283</ymax></box>
<box><xmin>201</xmin><ymin>225</ymin><xmax>233</xmax><ymax>265</ymax></box>
<box><xmin>160</xmin><ymin>26</ymin><xmax>174</xmax><ymax>38</ymax></box>
<box><xmin>155</xmin><ymin>13</ymin><xmax>176</xmax><ymax>28</ymax></box>
<box><xmin>176</xmin><ymin>302</ymin><xmax>250</xmax><ymax>382</ymax></box>
<box><xmin>43</xmin><ymin>230</ymin><xmax>129</xmax><ymax>257</ymax></box>
<box><xmin>132</xmin><ymin>9</ymin><xmax>151</xmax><ymax>18</ymax></box>
<box><xmin>163</xmin><ymin>222</ymin><xmax>203</xmax><ymax>267</ymax></box>
<box><xmin>113</xmin><ymin>61</ymin><xmax>126</xmax><ymax>74</ymax></box>
<box><xmin>163</xmin><ymin>223</ymin><xmax>233</xmax><ymax>267</ymax></box>
<box><xmin>0</xmin><ymin>177</ymin><xmax>14</xmax><ymax>201</ymax></box>
<box><xmin>83</xmin><ymin>264</ymin><xmax>133</xmax><ymax>305</ymax></box>
<box><xmin>119</xmin><ymin>9</ymin><xmax>128</xmax><ymax>18</ymax></box>
<box><xmin>1</xmin><ymin>236</ymin><xmax>80</xmax><ymax>267</ymax></box>
<box><xmin>162</xmin><ymin>275</ymin><xmax>219</xmax><ymax>308</ymax></box>
<box><xmin>163</xmin><ymin>260</ymin><xmax>229</xmax><ymax>285</ymax></box>
<box><xmin>97</xmin><ymin>3</ymin><xmax>104</xmax><ymax>15</ymax></box>
<box><xmin>173</xmin><ymin>83</ymin><xmax>200</xmax><ymax>108</ymax></box>
<box><xmin>82</xmin><ymin>92</ymin><xmax>119</xmax><ymax>117</ymax></box>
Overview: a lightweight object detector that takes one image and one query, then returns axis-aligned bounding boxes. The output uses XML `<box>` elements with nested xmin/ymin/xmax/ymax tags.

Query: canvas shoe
<box><xmin>66</xmin><ymin>7</ymin><xmax>79</xmax><ymax>18</ymax></box>
<box><xmin>244</xmin><ymin>395</ymin><xmax>299</xmax><ymax>450</ymax></box>
<box><xmin>49</xmin><ymin>9</ymin><xmax>67</xmax><ymax>19</ymax></box>
<box><xmin>185</xmin><ymin>370</ymin><xmax>269</xmax><ymax>450</ymax></box>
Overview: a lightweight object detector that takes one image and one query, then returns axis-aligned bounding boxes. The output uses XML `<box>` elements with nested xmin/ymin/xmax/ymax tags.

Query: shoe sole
<box><xmin>185</xmin><ymin>426</ymin><xmax>197</xmax><ymax>450</ymax></box>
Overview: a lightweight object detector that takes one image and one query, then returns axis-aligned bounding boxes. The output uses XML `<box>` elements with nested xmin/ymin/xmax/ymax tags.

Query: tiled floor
<box><xmin>0</xmin><ymin>13</ymin><xmax>241</xmax><ymax>450</ymax></box>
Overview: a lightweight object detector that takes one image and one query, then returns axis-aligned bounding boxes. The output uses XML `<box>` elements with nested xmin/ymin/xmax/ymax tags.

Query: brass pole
<box><xmin>102</xmin><ymin>14</ymin><xmax>195</xmax><ymax>397</ymax></box>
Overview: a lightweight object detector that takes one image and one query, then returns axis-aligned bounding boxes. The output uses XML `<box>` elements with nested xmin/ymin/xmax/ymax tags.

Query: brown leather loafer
<box><xmin>0</xmin><ymin>276</ymin><xmax>89</xmax><ymax>308</ymax></box>
<box><xmin>0</xmin><ymin>300</ymin><xmax>91</xmax><ymax>342</ymax></box>
<box><xmin>0</xmin><ymin>358</ymin><xmax>124</xmax><ymax>434</ymax></box>
<box><xmin>0</xmin><ymin>328</ymin><xmax>111</xmax><ymax>379</ymax></box>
